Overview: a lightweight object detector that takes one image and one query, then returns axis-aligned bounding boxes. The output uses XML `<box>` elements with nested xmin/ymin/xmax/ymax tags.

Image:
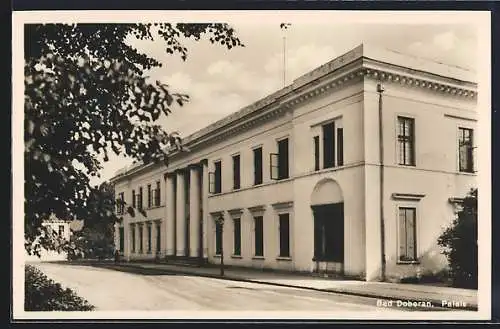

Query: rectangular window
<box><xmin>155</xmin><ymin>181</ymin><xmax>161</xmax><ymax>206</ymax></box>
<box><xmin>398</xmin><ymin>207</ymin><xmax>417</xmax><ymax>262</ymax></box>
<box><xmin>147</xmin><ymin>225</ymin><xmax>152</xmax><ymax>253</ymax></box>
<box><xmin>233</xmin><ymin>218</ymin><xmax>241</xmax><ymax>256</ymax></box>
<box><xmin>119</xmin><ymin>227</ymin><xmax>124</xmax><ymax>252</ymax></box>
<box><xmin>138</xmin><ymin>187</ymin><xmax>143</xmax><ymax>210</ymax></box>
<box><xmin>254</xmin><ymin>216</ymin><xmax>264</xmax><ymax>257</ymax></box>
<box><xmin>131</xmin><ymin>225</ymin><xmax>136</xmax><ymax>252</ymax></box>
<box><xmin>278</xmin><ymin>213</ymin><xmax>290</xmax><ymax>257</ymax></box>
<box><xmin>337</xmin><ymin>128</ymin><xmax>344</xmax><ymax>166</ymax></box>
<box><xmin>120</xmin><ymin>192</ymin><xmax>125</xmax><ymax>214</ymax></box>
<box><xmin>459</xmin><ymin>127</ymin><xmax>474</xmax><ymax>173</ymax></box>
<box><xmin>215</xmin><ymin>221</ymin><xmax>223</xmax><ymax>255</ymax></box>
<box><xmin>323</xmin><ymin>122</ymin><xmax>335</xmax><ymax>169</ymax></box>
<box><xmin>58</xmin><ymin>225</ymin><xmax>65</xmax><ymax>236</ymax></box>
<box><xmin>277</xmin><ymin>138</ymin><xmax>289</xmax><ymax>179</ymax></box>
<box><xmin>214</xmin><ymin>161</ymin><xmax>222</xmax><ymax>194</ymax></box>
<box><xmin>156</xmin><ymin>222</ymin><xmax>161</xmax><ymax>252</ymax></box>
<box><xmin>139</xmin><ymin>226</ymin><xmax>143</xmax><ymax>253</ymax></box>
<box><xmin>253</xmin><ymin>147</ymin><xmax>263</xmax><ymax>185</ymax></box>
<box><xmin>397</xmin><ymin>117</ymin><xmax>415</xmax><ymax>166</ymax></box>
<box><xmin>233</xmin><ymin>154</ymin><xmax>241</xmax><ymax>190</ymax></box>
<box><xmin>313</xmin><ymin>136</ymin><xmax>320</xmax><ymax>171</ymax></box>
<box><xmin>132</xmin><ymin>190</ymin><xmax>136</xmax><ymax>208</ymax></box>
<box><xmin>147</xmin><ymin>184</ymin><xmax>152</xmax><ymax>208</ymax></box>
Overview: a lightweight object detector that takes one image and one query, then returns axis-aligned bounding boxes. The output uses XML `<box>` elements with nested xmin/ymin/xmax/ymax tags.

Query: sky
<box><xmin>90</xmin><ymin>19</ymin><xmax>479</xmax><ymax>186</ymax></box>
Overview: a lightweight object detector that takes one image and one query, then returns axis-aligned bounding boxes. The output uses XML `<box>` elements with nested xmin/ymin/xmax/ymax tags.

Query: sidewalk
<box><xmin>89</xmin><ymin>261</ymin><xmax>478</xmax><ymax>311</ymax></box>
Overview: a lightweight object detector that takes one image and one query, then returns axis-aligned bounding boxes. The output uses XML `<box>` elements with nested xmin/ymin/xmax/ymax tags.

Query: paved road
<box><xmin>32</xmin><ymin>263</ymin><xmax>427</xmax><ymax>312</ymax></box>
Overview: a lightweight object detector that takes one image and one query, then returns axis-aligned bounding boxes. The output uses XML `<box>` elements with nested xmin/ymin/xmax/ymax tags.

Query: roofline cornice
<box><xmin>110</xmin><ymin>56</ymin><xmax>478</xmax><ymax>183</ymax></box>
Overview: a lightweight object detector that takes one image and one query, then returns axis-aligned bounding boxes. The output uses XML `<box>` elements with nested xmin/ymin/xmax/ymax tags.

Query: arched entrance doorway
<box><xmin>311</xmin><ymin>179</ymin><xmax>344</xmax><ymax>276</ymax></box>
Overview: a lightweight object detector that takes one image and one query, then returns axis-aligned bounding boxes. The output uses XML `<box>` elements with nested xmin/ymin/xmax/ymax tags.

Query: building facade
<box><xmin>111</xmin><ymin>44</ymin><xmax>477</xmax><ymax>282</ymax></box>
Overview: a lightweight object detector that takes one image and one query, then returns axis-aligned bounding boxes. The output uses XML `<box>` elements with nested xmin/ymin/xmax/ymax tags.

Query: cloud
<box><xmin>264</xmin><ymin>44</ymin><xmax>336</xmax><ymax>82</ymax></box>
<box><xmin>432</xmin><ymin>31</ymin><xmax>458</xmax><ymax>51</ymax></box>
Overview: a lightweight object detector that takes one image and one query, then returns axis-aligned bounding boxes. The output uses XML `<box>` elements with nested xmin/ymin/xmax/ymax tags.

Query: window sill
<box><xmin>397</xmin><ymin>260</ymin><xmax>420</xmax><ymax>265</ymax></box>
<box><xmin>231</xmin><ymin>255</ymin><xmax>242</xmax><ymax>259</ymax></box>
<box><xmin>252</xmin><ymin>256</ymin><xmax>265</xmax><ymax>260</ymax></box>
<box><xmin>276</xmin><ymin>256</ymin><xmax>292</xmax><ymax>261</ymax></box>
<box><xmin>146</xmin><ymin>205</ymin><xmax>164</xmax><ymax>210</ymax></box>
<box><xmin>214</xmin><ymin>254</ymin><xmax>221</xmax><ymax>258</ymax></box>
<box><xmin>457</xmin><ymin>171</ymin><xmax>476</xmax><ymax>176</ymax></box>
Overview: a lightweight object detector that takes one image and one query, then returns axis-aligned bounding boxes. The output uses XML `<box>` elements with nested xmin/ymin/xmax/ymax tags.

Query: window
<box><xmin>117</xmin><ymin>192</ymin><xmax>125</xmax><ymax>214</ymax></box>
<box><xmin>138</xmin><ymin>187</ymin><xmax>143</xmax><ymax>210</ymax></box>
<box><xmin>58</xmin><ymin>225</ymin><xmax>65</xmax><ymax>236</ymax></box>
<box><xmin>278</xmin><ymin>214</ymin><xmax>290</xmax><ymax>257</ymax></box>
<box><xmin>254</xmin><ymin>216</ymin><xmax>264</xmax><ymax>256</ymax></box>
<box><xmin>147</xmin><ymin>184</ymin><xmax>152</xmax><ymax>208</ymax></box>
<box><xmin>253</xmin><ymin>147</ymin><xmax>263</xmax><ymax>185</ymax></box>
<box><xmin>459</xmin><ymin>128</ymin><xmax>474</xmax><ymax>173</ymax></box>
<box><xmin>398</xmin><ymin>207</ymin><xmax>417</xmax><ymax>262</ymax></box>
<box><xmin>233</xmin><ymin>218</ymin><xmax>241</xmax><ymax>256</ymax></box>
<box><xmin>154</xmin><ymin>181</ymin><xmax>161</xmax><ymax>207</ymax></box>
<box><xmin>156</xmin><ymin>222</ymin><xmax>161</xmax><ymax>252</ymax></box>
<box><xmin>119</xmin><ymin>227</ymin><xmax>124</xmax><ymax>252</ymax></box>
<box><xmin>337</xmin><ymin>128</ymin><xmax>344</xmax><ymax>166</ymax></box>
<box><xmin>278</xmin><ymin>138</ymin><xmax>289</xmax><ymax>179</ymax></box>
<box><xmin>233</xmin><ymin>154</ymin><xmax>241</xmax><ymax>190</ymax></box>
<box><xmin>313</xmin><ymin>136</ymin><xmax>320</xmax><ymax>171</ymax></box>
<box><xmin>214</xmin><ymin>161</ymin><xmax>222</xmax><ymax>194</ymax></box>
<box><xmin>397</xmin><ymin>117</ymin><xmax>415</xmax><ymax>166</ymax></box>
<box><xmin>147</xmin><ymin>224</ymin><xmax>152</xmax><ymax>253</ymax></box>
<box><xmin>131</xmin><ymin>225</ymin><xmax>136</xmax><ymax>252</ymax></box>
<box><xmin>139</xmin><ymin>226</ymin><xmax>143</xmax><ymax>253</ymax></box>
<box><xmin>323</xmin><ymin>122</ymin><xmax>335</xmax><ymax>169</ymax></box>
<box><xmin>132</xmin><ymin>190</ymin><xmax>136</xmax><ymax>208</ymax></box>
<box><xmin>215</xmin><ymin>221</ymin><xmax>223</xmax><ymax>255</ymax></box>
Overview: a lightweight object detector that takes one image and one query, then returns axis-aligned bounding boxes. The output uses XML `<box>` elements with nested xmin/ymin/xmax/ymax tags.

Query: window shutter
<box><xmin>270</xmin><ymin>153</ymin><xmax>279</xmax><ymax>180</ymax></box>
<box><xmin>208</xmin><ymin>172</ymin><xmax>215</xmax><ymax>194</ymax></box>
<box><xmin>406</xmin><ymin>208</ymin><xmax>416</xmax><ymax>260</ymax></box>
<box><xmin>398</xmin><ymin>208</ymin><xmax>406</xmax><ymax>260</ymax></box>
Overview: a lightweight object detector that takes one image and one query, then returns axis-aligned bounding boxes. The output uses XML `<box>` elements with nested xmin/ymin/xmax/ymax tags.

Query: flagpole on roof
<box><xmin>280</xmin><ymin>23</ymin><xmax>291</xmax><ymax>87</ymax></box>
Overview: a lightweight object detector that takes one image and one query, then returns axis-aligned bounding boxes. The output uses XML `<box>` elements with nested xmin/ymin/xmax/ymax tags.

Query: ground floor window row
<box><xmin>214</xmin><ymin>213</ymin><xmax>291</xmax><ymax>259</ymax></box>
<box><xmin>115</xmin><ymin>202</ymin><xmax>444</xmax><ymax>264</ymax></box>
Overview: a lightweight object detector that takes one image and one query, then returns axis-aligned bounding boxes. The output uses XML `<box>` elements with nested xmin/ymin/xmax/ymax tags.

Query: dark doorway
<box><xmin>312</xmin><ymin>203</ymin><xmax>344</xmax><ymax>263</ymax></box>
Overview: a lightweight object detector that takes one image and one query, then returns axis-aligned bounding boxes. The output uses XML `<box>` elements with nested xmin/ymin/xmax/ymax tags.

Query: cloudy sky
<box><xmin>90</xmin><ymin>16</ymin><xmax>479</xmax><ymax>186</ymax></box>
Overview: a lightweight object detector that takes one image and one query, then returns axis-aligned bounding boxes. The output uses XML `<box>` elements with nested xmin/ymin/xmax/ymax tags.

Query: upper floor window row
<box><xmin>209</xmin><ymin>138</ymin><xmax>289</xmax><ymax>194</ymax></box>
<box><xmin>120</xmin><ymin>180</ymin><xmax>161</xmax><ymax>214</ymax></box>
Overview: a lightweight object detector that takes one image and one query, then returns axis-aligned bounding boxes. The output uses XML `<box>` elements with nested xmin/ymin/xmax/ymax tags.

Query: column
<box><xmin>151</xmin><ymin>221</ymin><xmax>157</xmax><ymax>255</ymax></box>
<box><xmin>176</xmin><ymin>170</ymin><xmax>186</xmax><ymax>256</ymax></box>
<box><xmin>114</xmin><ymin>223</ymin><xmax>120</xmax><ymax>251</ymax></box>
<box><xmin>141</xmin><ymin>223</ymin><xmax>147</xmax><ymax>254</ymax></box>
<box><xmin>201</xmin><ymin>159</ymin><xmax>209</xmax><ymax>259</ymax></box>
<box><xmin>166</xmin><ymin>173</ymin><xmax>176</xmax><ymax>256</ymax></box>
<box><xmin>135</xmin><ymin>223</ymin><xmax>141</xmax><ymax>254</ymax></box>
<box><xmin>189</xmin><ymin>165</ymin><xmax>201</xmax><ymax>257</ymax></box>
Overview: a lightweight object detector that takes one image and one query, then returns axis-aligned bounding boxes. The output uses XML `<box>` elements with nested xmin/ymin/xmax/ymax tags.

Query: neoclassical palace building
<box><xmin>110</xmin><ymin>44</ymin><xmax>477</xmax><ymax>282</ymax></box>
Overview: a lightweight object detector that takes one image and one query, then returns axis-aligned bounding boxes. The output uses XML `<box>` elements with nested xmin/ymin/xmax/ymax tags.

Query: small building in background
<box><xmin>25</xmin><ymin>217</ymin><xmax>73</xmax><ymax>263</ymax></box>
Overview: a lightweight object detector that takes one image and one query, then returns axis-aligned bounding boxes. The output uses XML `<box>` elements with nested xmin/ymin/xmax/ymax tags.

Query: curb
<box><xmin>97</xmin><ymin>263</ymin><xmax>478</xmax><ymax>312</ymax></box>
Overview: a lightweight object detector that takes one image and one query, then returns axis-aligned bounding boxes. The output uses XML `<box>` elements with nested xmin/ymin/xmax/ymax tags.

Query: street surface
<box><xmin>31</xmin><ymin>263</ymin><xmax>430</xmax><ymax>312</ymax></box>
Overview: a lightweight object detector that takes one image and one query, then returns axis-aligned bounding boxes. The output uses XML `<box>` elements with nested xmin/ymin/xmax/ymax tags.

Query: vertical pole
<box><xmin>377</xmin><ymin>82</ymin><xmax>386</xmax><ymax>282</ymax></box>
<box><xmin>220</xmin><ymin>216</ymin><xmax>224</xmax><ymax>276</ymax></box>
<box><xmin>283</xmin><ymin>35</ymin><xmax>286</xmax><ymax>87</ymax></box>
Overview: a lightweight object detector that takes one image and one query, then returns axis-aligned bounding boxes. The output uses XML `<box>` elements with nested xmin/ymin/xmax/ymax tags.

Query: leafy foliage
<box><xmin>24</xmin><ymin>23</ymin><xmax>243</xmax><ymax>254</ymax></box>
<box><xmin>437</xmin><ymin>188</ymin><xmax>478</xmax><ymax>289</ymax></box>
<box><xmin>25</xmin><ymin>265</ymin><xmax>95</xmax><ymax>311</ymax></box>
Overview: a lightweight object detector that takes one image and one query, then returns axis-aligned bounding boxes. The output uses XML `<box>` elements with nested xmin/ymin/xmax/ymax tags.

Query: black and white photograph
<box><xmin>12</xmin><ymin>10</ymin><xmax>491</xmax><ymax>320</ymax></box>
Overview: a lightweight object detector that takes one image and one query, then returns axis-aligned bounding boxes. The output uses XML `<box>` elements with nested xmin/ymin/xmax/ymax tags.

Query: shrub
<box><xmin>25</xmin><ymin>265</ymin><xmax>95</xmax><ymax>311</ymax></box>
<box><xmin>437</xmin><ymin>188</ymin><xmax>478</xmax><ymax>289</ymax></box>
